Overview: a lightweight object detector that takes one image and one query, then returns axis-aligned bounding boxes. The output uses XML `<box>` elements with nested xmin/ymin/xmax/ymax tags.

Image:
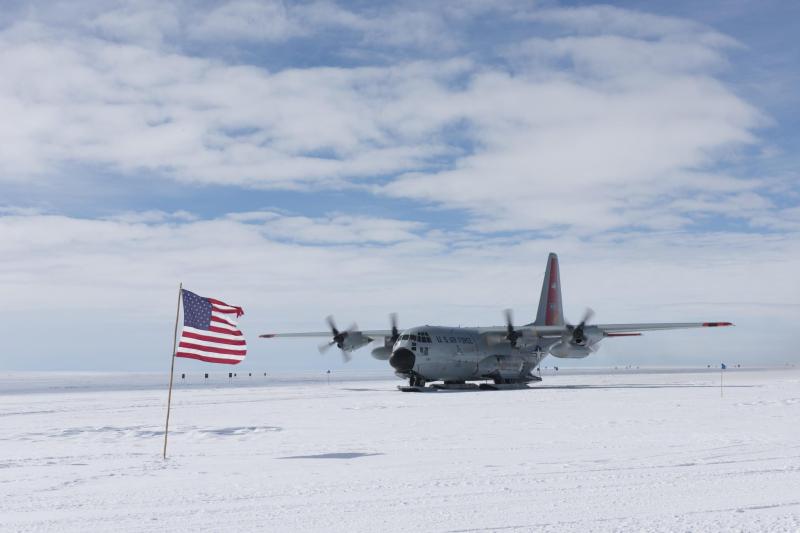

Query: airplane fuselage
<box><xmin>389</xmin><ymin>325</ymin><xmax>562</xmax><ymax>384</ymax></box>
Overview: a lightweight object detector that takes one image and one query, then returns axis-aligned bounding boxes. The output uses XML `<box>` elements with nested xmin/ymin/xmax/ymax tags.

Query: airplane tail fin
<box><xmin>535</xmin><ymin>253</ymin><xmax>564</xmax><ymax>326</ymax></box>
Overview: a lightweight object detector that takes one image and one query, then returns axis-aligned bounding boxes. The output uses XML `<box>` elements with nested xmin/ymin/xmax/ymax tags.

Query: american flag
<box><xmin>176</xmin><ymin>289</ymin><xmax>247</xmax><ymax>365</ymax></box>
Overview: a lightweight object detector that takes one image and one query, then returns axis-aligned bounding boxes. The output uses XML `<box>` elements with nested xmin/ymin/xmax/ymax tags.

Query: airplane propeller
<box><xmin>566</xmin><ymin>308</ymin><xmax>595</xmax><ymax>345</ymax></box>
<box><xmin>318</xmin><ymin>315</ymin><xmax>356</xmax><ymax>362</ymax></box>
<box><xmin>504</xmin><ymin>309</ymin><xmax>522</xmax><ymax>348</ymax></box>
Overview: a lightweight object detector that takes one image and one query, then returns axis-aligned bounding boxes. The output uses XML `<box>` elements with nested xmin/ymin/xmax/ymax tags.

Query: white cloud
<box><xmin>225</xmin><ymin>210</ymin><xmax>425</xmax><ymax>243</ymax></box>
<box><xmin>512</xmin><ymin>35</ymin><xmax>731</xmax><ymax>78</ymax></box>
<box><xmin>108</xmin><ymin>210</ymin><xmax>197</xmax><ymax>223</ymax></box>
<box><xmin>88</xmin><ymin>3</ymin><xmax>181</xmax><ymax>46</ymax></box>
<box><xmin>526</xmin><ymin>4</ymin><xmax>738</xmax><ymax>45</ymax></box>
<box><xmin>188</xmin><ymin>0</ymin><xmax>306</xmax><ymax>43</ymax></box>
<box><xmin>7</xmin><ymin>0</ymin><xmax>476</xmax><ymax>51</ymax></box>
<box><xmin>259</xmin><ymin>213</ymin><xmax>425</xmax><ymax>244</ymax></box>
<box><xmin>381</xmin><ymin>25</ymin><xmax>765</xmax><ymax>233</ymax></box>
<box><xmin>750</xmin><ymin>206</ymin><xmax>800</xmax><ymax>231</ymax></box>
<box><xmin>0</xmin><ymin>3</ymin><xmax>777</xmax><ymax>235</ymax></box>
<box><xmin>0</xmin><ymin>206</ymin><xmax>44</xmax><ymax>216</ymax></box>
<box><xmin>361</xmin><ymin>8</ymin><xmax>457</xmax><ymax>50</ymax></box>
<box><xmin>0</xmin><ymin>22</ymin><xmax>469</xmax><ymax>185</ymax></box>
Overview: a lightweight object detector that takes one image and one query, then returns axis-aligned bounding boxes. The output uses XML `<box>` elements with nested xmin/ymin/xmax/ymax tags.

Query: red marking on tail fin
<box><xmin>702</xmin><ymin>322</ymin><xmax>733</xmax><ymax>327</ymax></box>
<box><xmin>259</xmin><ymin>334</ymin><xmax>277</xmax><ymax>338</ymax></box>
<box><xmin>545</xmin><ymin>256</ymin><xmax>559</xmax><ymax>325</ymax></box>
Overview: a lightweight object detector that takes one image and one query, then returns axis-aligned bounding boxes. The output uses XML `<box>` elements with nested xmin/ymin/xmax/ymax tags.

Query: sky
<box><xmin>1</xmin><ymin>0</ymin><xmax>798</xmax><ymax>373</ymax></box>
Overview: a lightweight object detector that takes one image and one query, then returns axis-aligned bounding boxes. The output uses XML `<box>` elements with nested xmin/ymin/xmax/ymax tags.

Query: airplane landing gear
<box><xmin>409</xmin><ymin>375</ymin><xmax>426</xmax><ymax>387</ymax></box>
<box><xmin>398</xmin><ymin>374</ymin><xmax>429</xmax><ymax>392</ymax></box>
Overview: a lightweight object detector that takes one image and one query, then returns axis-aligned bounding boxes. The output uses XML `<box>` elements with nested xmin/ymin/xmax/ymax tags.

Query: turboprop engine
<box><xmin>371</xmin><ymin>313</ymin><xmax>400</xmax><ymax>360</ymax></box>
<box><xmin>339</xmin><ymin>331</ymin><xmax>372</xmax><ymax>352</ymax></box>
<box><xmin>318</xmin><ymin>316</ymin><xmax>372</xmax><ymax>362</ymax></box>
<box><xmin>549</xmin><ymin>308</ymin><xmax>599</xmax><ymax>358</ymax></box>
<box><xmin>371</xmin><ymin>346</ymin><xmax>391</xmax><ymax>360</ymax></box>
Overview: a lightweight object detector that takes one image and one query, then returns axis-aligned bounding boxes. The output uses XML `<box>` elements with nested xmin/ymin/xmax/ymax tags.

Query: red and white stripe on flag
<box><xmin>176</xmin><ymin>290</ymin><xmax>247</xmax><ymax>365</ymax></box>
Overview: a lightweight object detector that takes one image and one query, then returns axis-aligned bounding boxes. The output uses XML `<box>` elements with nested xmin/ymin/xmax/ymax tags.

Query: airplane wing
<box><xmin>259</xmin><ymin>329</ymin><xmax>393</xmax><ymax>339</ymax></box>
<box><xmin>474</xmin><ymin>325</ymin><xmax>567</xmax><ymax>337</ymax></box>
<box><xmin>594</xmin><ymin>322</ymin><xmax>733</xmax><ymax>336</ymax></box>
<box><xmin>474</xmin><ymin>321</ymin><xmax>733</xmax><ymax>339</ymax></box>
<box><xmin>260</xmin><ymin>331</ymin><xmax>330</xmax><ymax>338</ymax></box>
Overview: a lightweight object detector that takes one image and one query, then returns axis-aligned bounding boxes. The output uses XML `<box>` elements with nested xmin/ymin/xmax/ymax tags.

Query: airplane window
<box><xmin>401</xmin><ymin>334</ymin><xmax>409</xmax><ymax>340</ymax></box>
<box><xmin>410</xmin><ymin>335</ymin><xmax>417</xmax><ymax>341</ymax></box>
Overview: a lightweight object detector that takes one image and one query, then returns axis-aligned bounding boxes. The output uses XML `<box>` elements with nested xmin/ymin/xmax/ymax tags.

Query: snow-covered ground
<box><xmin>1</xmin><ymin>368</ymin><xmax>799</xmax><ymax>532</ymax></box>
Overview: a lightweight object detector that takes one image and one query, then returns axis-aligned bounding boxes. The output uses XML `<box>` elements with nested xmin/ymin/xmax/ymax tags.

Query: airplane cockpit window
<box><xmin>401</xmin><ymin>334</ymin><xmax>409</xmax><ymax>340</ymax></box>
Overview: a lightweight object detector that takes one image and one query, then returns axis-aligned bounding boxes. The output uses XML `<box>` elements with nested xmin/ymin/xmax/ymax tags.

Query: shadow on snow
<box><xmin>278</xmin><ymin>452</ymin><xmax>383</xmax><ymax>460</ymax></box>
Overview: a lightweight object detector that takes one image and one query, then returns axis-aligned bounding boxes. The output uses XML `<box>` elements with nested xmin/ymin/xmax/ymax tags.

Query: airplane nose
<box><xmin>389</xmin><ymin>348</ymin><xmax>415</xmax><ymax>372</ymax></box>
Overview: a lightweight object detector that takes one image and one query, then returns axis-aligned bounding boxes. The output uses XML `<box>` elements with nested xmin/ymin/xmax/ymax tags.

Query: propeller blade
<box><xmin>340</xmin><ymin>350</ymin><xmax>352</xmax><ymax>363</ymax></box>
<box><xmin>504</xmin><ymin>308</ymin><xmax>521</xmax><ymax>347</ymax></box>
<box><xmin>565</xmin><ymin>308</ymin><xmax>595</xmax><ymax>330</ymax></box>
<box><xmin>320</xmin><ymin>316</ymin><xmax>360</xmax><ymax>356</ymax></box>
<box><xmin>326</xmin><ymin>315</ymin><xmax>339</xmax><ymax>336</ymax></box>
<box><xmin>567</xmin><ymin>308</ymin><xmax>595</xmax><ymax>345</ymax></box>
<box><xmin>389</xmin><ymin>313</ymin><xmax>399</xmax><ymax>342</ymax></box>
<box><xmin>578</xmin><ymin>308</ymin><xmax>595</xmax><ymax>327</ymax></box>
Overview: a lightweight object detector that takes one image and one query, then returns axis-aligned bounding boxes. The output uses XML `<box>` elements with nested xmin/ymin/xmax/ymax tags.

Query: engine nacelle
<box><xmin>370</xmin><ymin>346</ymin><xmax>391</xmax><ymax>360</ymax></box>
<box><xmin>549</xmin><ymin>342</ymin><xmax>592</xmax><ymax>359</ymax></box>
<box><xmin>341</xmin><ymin>332</ymin><xmax>372</xmax><ymax>352</ymax></box>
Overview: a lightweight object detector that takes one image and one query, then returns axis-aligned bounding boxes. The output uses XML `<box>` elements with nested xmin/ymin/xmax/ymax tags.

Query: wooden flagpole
<box><xmin>163</xmin><ymin>282</ymin><xmax>183</xmax><ymax>459</ymax></box>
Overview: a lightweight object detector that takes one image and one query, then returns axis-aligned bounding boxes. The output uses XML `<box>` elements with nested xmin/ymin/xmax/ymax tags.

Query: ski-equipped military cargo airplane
<box><xmin>260</xmin><ymin>253</ymin><xmax>732</xmax><ymax>391</ymax></box>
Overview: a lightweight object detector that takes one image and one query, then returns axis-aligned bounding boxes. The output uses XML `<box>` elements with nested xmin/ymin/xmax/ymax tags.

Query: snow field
<box><xmin>1</xmin><ymin>369</ymin><xmax>799</xmax><ymax>532</ymax></box>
